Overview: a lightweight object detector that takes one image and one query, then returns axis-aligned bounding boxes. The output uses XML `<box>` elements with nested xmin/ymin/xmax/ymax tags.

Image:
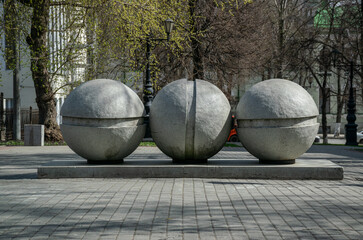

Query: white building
<box><xmin>0</xmin><ymin>2</ymin><xmax>88</xmax><ymax>125</ymax></box>
<box><xmin>0</xmin><ymin>2</ymin><xmax>37</xmax><ymax>110</ymax></box>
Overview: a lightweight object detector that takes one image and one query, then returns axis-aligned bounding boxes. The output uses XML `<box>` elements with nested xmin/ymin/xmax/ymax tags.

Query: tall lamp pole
<box><xmin>144</xmin><ymin>37</ymin><xmax>153</xmax><ymax>114</ymax></box>
<box><xmin>345</xmin><ymin>61</ymin><xmax>358</xmax><ymax>146</ymax></box>
<box><xmin>143</xmin><ymin>19</ymin><xmax>174</xmax><ymax>138</ymax></box>
<box><xmin>332</xmin><ymin>48</ymin><xmax>358</xmax><ymax>146</ymax></box>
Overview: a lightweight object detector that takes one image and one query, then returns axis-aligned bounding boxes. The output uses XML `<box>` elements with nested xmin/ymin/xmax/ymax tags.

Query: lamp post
<box><xmin>332</xmin><ymin>49</ymin><xmax>358</xmax><ymax>146</ymax></box>
<box><xmin>345</xmin><ymin>61</ymin><xmax>358</xmax><ymax>146</ymax></box>
<box><xmin>143</xmin><ymin>19</ymin><xmax>174</xmax><ymax>138</ymax></box>
<box><xmin>144</xmin><ymin>37</ymin><xmax>153</xmax><ymax>114</ymax></box>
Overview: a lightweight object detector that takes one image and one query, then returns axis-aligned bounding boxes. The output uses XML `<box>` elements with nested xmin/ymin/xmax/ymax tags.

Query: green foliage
<box><xmin>0</xmin><ymin>140</ymin><xmax>24</xmax><ymax>146</ymax></box>
<box><xmin>88</xmin><ymin>0</ymin><xmax>251</xmax><ymax>86</ymax></box>
<box><xmin>44</xmin><ymin>141</ymin><xmax>67</xmax><ymax>146</ymax></box>
<box><xmin>139</xmin><ymin>142</ymin><xmax>242</xmax><ymax>147</ymax></box>
<box><xmin>139</xmin><ymin>141</ymin><xmax>157</xmax><ymax>147</ymax></box>
<box><xmin>0</xmin><ymin>0</ymin><xmax>252</xmax><ymax>89</ymax></box>
<box><xmin>91</xmin><ymin>0</ymin><xmax>186</xmax><ymax>78</ymax></box>
<box><xmin>224</xmin><ymin>143</ymin><xmax>241</xmax><ymax>147</ymax></box>
<box><xmin>0</xmin><ymin>141</ymin><xmax>67</xmax><ymax>146</ymax></box>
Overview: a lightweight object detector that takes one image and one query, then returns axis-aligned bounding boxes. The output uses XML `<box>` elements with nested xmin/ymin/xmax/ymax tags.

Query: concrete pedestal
<box><xmin>38</xmin><ymin>158</ymin><xmax>343</xmax><ymax>180</ymax></box>
<box><xmin>24</xmin><ymin>124</ymin><xmax>44</xmax><ymax>146</ymax></box>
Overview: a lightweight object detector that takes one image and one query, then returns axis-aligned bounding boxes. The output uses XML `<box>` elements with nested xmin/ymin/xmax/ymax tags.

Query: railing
<box><xmin>0</xmin><ymin>92</ymin><xmax>39</xmax><ymax>141</ymax></box>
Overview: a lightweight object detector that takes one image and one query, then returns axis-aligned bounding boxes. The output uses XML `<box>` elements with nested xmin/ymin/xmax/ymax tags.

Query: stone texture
<box><xmin>60</xmin><ymin>79</ymin><xmax>146</xmax><ymax>162</ymax></box>
<box><xmin>24</xmin><ymin>124</ymin><xmax>44</xmax><ymax>146</ymax></box>
<box><xmin>61</xmin><ymin>79</ymin><xmax>144</xmax><ymax>119</ymax></box>
<box><xmin>236</xmin><ymin>79</ymin><xmax>319</xmax><ymax>162</ymax></box>
<box><xmin>38</xmin><ymin>159</ymin><xmax>343</xmax><ymax>180</ymax></box>
<box><xmin>3</xmin><ymin>145</ymin><xmax>363</xmax><ymax>240</ymax></box>
<box><xmin>237</xmin><ymin>79</ymin><xmax>319</xmax><ymax>119</ymax></box>
<box><xmin>150</xmin><ymin>79</ymin><xmax>231</xmax><ymax>162</ymax></box>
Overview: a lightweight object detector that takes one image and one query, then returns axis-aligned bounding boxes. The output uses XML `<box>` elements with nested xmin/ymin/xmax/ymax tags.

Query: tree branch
<box><xmin>50</xmin><ymin>1</ymin><xmax>93</xmax><ymax>9</ymax></box>
<box><xmin>17</xmin><ymin>0</ymin><xmax>33</xmax><ymax>7</ymax></box>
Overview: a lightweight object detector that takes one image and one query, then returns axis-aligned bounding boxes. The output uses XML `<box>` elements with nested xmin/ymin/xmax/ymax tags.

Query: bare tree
<box><xmin>154</xmin><ymin>0</ymin><xmax>271</xmax><ymax>102</ymax></box>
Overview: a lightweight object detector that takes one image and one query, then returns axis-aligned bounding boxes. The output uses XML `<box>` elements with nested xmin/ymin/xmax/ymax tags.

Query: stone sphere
<box><xmin>150</xmin><ymin>79</ymin><xmax>231</xmax><ymax>162</ymax></box>
<box><xmin>236</xmin><ymin>79</ymin><xmax>319</xmax><ymax>163</ymax></box>
<box><xmin>60</xmin><ymin>79</ymin><xmax>146</xmax><ymax>162</ymax></box>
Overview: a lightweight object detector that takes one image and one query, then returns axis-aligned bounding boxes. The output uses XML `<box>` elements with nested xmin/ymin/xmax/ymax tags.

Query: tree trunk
<box><xmin>4</xmin><ymin>0</ymin><xmax>21</xmax><ymax>140</ymax></box>
<box><xmin>335</xmin><ymin>99</ymin><xmax>343</xmax><ymax>137</ymax></box>
<box><xmin>322</xmin><ymin>71</ymin><xmax>328</xmax><ymax>144</ymax></box>
<box><xmin>335</xmin><ymin>67</ymin><xmax>350</xmax><ymax>137</ymax></box>
<box><xmin>275</xmin><ymin>1</ymin><xmax>285</xmax><ymax>79</ymax></box>
<box><xmin>334</xmin><ymin>68</ymin><xmax>342</xmax><ymax>137</ymax></box>
<box><xmin>360</xmin><ymin>0</ymin><xmax>363</xmax><ymax>104</ymax></box>
<box><xmin>189</xmin><ymin>0</ymin><xmax>204</xmax><ymax>80</ymax></box>
<box><xmin>12</xmin><ymin>48</ymin><xmax>21</xmax><ymax>141</ymax></box>
<box><xmin>27</xmin><ymin>0</ymin><xmax>62</xmax><ymax>142</ymax></box>
<box><xmin>86</xmin><ymin>9</ymin><xmax>96</xmax><ymax>81</ymax></box>
<box><xmin>321</xmin><ymin>91</ymin><xmax>328</xmax><ymax>144</ymax></box>
<box><xmin>276</xmin><ymin>15</ymin><xmax>283</xmax><ymax>78</ymax></box>
<box><xmin>191</xmin><ymin>38</ymin><xmax>204</xmax><ymax>80</ymax></box>
<box><xmin>216</xmin><ymin>70</ymin><xmax>233</xmax><ymax>101</ymax></box>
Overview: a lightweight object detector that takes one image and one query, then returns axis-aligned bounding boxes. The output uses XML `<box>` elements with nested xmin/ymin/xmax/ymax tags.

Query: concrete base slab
<box><xmin>38</xmin><ymin>158</ymin><xmax>343</xmax><ymax>180</ymax></box>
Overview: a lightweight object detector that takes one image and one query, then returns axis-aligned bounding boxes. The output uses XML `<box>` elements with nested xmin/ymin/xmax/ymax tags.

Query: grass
<box><xmin>313</xmin><ymin>142</ymin><xmax>363</xmax><ymax>147</ymax></box>
<box><xmin>45</xmin><ymin>141</ymin><xmax>67</xmax><ymax>146</ymax></box>
<box><xmin>0</xmin><ymin>140</ymin><xmax>67</xmax><ymax>146</ymax></box>
<box><xmin>2</xmin><ymin>140</ymin><xmax>358</xmax><ymax>148</ymax></box>
<box><xmin>0</xmin><ymin>140</ymin><xmax>24</xmax><ymax>146</ymax></box>
<box><xmin>139</xmin><ymin>142</ymin><xmax>242</xmax><ymax>147</ymax></box>
<box><xmin>224</xmin><ymin>143</ymin><xmax>241</xmax><ymax>147</ymax></box>
<box><xmin>139</xmin><ymin>141</ymin><xmax>156</xmax><ymax>147</ymax></box>
<box><xmin>1</xmin><ymin>140</ymin><xmax>156</xmax><ymax>147</ymax></box>
<box><xmin>313</xmin><ymin>142</ymin><xmax>345</xmax><ymax>146</ymax></box>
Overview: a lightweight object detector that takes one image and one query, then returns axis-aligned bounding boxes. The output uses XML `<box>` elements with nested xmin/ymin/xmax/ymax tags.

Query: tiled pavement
<box><xmin>0</xmin><ymin>145</ymin><xmax>362</xmax><ymax>240</ymax></box>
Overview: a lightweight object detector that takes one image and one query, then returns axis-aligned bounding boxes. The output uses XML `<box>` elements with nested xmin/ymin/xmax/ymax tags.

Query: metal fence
<box><xmin>0</xmin><ymin>93</ymin><xmax>39</xmax><ymax>141</ymax></box>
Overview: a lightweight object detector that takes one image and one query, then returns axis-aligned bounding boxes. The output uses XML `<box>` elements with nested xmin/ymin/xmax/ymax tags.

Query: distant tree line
<box><xmin>1</xmin><ymin>0</ymin><xmax>362</xmax><ymax>142</ymax></box>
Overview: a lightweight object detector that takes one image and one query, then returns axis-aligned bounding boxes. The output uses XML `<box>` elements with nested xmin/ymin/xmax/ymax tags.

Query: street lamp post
<box><xmin>345</xmin><ymin>61</ymin><xmax>358</xmax><ymax>146</ymax></box>
<box><xmin>143</xmin><ymin>37</ymin><xmax>153</xmax><ymax>114</ymax></box>
<box><xmin>332</xmin><ymin>49</ymin><xmax>358</xmax><ymax>146</ymax></box>
<box><xmin>143</xmin><ymin>19</ymin><xmax>174</xmax><ymax>138</ymax></box>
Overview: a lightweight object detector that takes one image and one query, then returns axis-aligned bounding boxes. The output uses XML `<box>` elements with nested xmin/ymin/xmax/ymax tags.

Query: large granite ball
<box><xmin>150</xmin><ymin>79</ymin><xmax>231</xmax><ymax>163</ymax></box>
<box><xmin>236</xmin><ymin>79</ymin><xmax>319</xmax><ymax>163</ymax></box>
<box><xmin>60</xmin><ymin>79</ymin><xmax>146</xmax><ymax>162</ymax></box>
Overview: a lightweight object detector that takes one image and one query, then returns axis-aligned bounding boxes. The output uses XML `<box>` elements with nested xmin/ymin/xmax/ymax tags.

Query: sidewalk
<box><xmin>0</xmin><ymin>145</ymin><xmax>362</xmax><ymax>239</ymax></box>
<box><xmin>318</xmin><ymin>133</ymin><xmax>346</xmax><ymax>139</ymax></box>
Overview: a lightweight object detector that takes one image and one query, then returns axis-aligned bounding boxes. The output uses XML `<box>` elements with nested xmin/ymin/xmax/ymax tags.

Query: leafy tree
<box><xmin>1</xmin><ymin>0</ymin><xmax>185</xmax><ymax>141</ymax></box>
<box><xmin>0</xmin><ymin>0</ymin><xmax>91</xmax><ymax>140</ymax></box>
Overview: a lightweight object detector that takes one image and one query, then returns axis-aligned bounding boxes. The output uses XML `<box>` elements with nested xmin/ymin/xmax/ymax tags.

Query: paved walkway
<box><xmin>0</xmin><ymin>145</ymin><xmax>362</xmax><ymax>239</ymax></box>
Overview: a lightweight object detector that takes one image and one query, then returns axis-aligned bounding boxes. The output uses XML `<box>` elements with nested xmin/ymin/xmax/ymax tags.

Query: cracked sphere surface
<box><xmin>150</xmin><ymin>79</ymin><xmax>231</xmax><ymax>162</ymax></box>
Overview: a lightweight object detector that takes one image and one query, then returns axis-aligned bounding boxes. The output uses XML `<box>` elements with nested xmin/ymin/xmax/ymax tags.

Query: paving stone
<box><xmin>0</xmin><ymin>145</ymin><xmax>362</xmax><ymax>239</ymax></box>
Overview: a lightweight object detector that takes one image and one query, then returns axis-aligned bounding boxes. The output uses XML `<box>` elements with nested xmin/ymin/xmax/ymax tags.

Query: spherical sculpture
<box><xmin>60</xmin><ymin>79</ymin><xmax>146</xmax><ymax>162</ymax></box>
<box><xmin>236</xmin><ymin>79</ymin><xmax>319</xmax><ymax>163</ymax></box>
<box><xmin>150</xmin><ymin>79</ymin><xmax>231</xmax><ymax>163</ymax></box>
